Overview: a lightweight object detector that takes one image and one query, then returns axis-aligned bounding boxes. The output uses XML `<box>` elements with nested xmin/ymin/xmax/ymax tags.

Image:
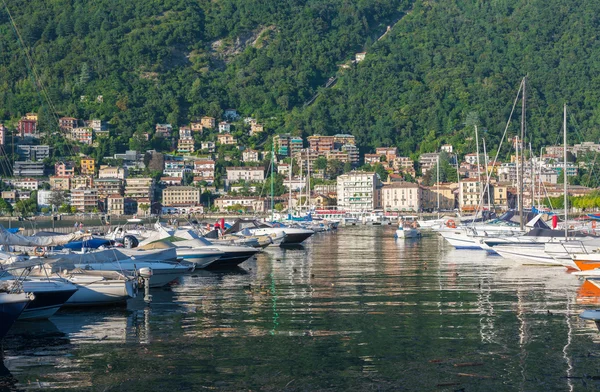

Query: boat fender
<box><xmin>593</xmin><ymin>221</ymin><xmax>597</xmax><ymax>229</ymax></box>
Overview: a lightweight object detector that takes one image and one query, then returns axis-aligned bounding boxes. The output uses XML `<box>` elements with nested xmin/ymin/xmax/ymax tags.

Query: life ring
<box><xmin>593</xmin><ymin>221</ymin><xmax>597</xmax><ymax>229</ymax></box>
<box><xmin>34</xmin><ymin>247</ymin><xmax>45</xmax><ymax>257</ymax></box>
<box><xmin>446</xmin><ymin>219</ymin><xmax>456</xmax><ymax>229</ymax></box>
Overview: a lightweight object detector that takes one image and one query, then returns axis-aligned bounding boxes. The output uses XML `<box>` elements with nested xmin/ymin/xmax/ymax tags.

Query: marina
<box><xmin>2</xmin><ymin>225</ymin><xmax>600</xmax><ymax>390</ymax></box>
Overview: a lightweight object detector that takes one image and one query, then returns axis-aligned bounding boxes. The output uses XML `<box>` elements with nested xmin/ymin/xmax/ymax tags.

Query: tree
<box><xmin>58</xmin><ymin>203</ymin><xmax>71</xmax><ymax>213</ymax></box>
<box><xmin>139</xmin><ymin>203</ymin><xmax>150</xmax><ymax>215</ymax></box>
<box><xmin>274</xmin><ymin>202</ymin><xmax>284</xmax><ymax>212</ymax></box>
<box><xmin>0</xmin><ymin>198</ymin><xmax>13</xmax><ymax>215</ymax></box>
<box><xmin>48</xmin><ymin>190</ymin><xmax>67</xmax><ymax>212</ymax></box>
<box><xmin>314</xmin><ymin>156</ymin><xmax>328</xmax><ymax>170</ymax></box>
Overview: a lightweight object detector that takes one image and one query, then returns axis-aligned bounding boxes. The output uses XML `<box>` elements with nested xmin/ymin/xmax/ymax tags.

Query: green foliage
<box><xmin>0</xmin><ymin>198</ymin><xmax>13</xmax><ymax>215</ymax></box>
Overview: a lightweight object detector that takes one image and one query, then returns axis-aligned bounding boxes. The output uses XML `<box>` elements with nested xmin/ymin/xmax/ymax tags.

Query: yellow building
<box><xmin>80</xmin><ymin>157</ymin><xmax>95</xmax><ymax>175</ymax></box>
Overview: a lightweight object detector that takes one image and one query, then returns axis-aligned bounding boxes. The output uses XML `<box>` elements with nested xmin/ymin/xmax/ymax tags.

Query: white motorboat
<box><xmin>140</xmin><ymin>224</ymin><xmax>259</xmax><ymax>268</ymax></box>
<box><xmin>224</xmin><ymin>219</ymin><xmax>314</xmax><ymax>246</ymax></box>
<box><xmin>73</xmin><ymin>259</ymin><xmax>191</xmax><ymax>288</ymax></box>
<box><xmin>29</xmin><ymin>266</ymin><xmax>136</xmax><ymax>306</ymax></box>
<box><xmin>395</xmin><ymin>226</ymin><xmax>420</xmax><ymax>239</ymax></box>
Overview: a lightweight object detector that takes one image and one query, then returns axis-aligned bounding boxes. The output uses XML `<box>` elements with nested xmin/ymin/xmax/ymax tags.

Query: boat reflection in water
<box><xmin>4</xmin><ymin>227</ymin><xmax>600</xmax><ymax>390</ymax></box>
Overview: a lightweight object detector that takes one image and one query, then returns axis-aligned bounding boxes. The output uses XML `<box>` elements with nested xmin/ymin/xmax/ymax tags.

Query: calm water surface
<box><xmin>2</xmin><ymin>226</ymin><xmax>600</xmax><ymax>391</ymax></box>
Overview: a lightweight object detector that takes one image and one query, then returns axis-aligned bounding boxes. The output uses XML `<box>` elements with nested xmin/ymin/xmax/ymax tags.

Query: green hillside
<box><xmin>1</xmin><ymin>0</ymin><xmax>600</xmax><ymax>158</ymax></box>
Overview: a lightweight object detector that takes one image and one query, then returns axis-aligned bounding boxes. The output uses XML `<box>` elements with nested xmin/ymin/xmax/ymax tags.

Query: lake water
<box><xmin>2</xmin><ymin>226</ymin><xmax>600</xmax><ymax>391</ymax></box>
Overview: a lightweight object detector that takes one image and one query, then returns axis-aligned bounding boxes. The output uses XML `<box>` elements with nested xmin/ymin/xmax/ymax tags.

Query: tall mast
<box><xmin>307</xmin><ymin>149</ymin><xmax>311</xmax><ymax>211</ymax></box>
<box><xmin>483</xmin><ymin>138</ymin><xmax>491</xmax><ymax>211</ymax></box>
<box><xmin>436</xmin><ymin>154</ymin><xmax>440</xmax><ymax>218</ymax></box>
<box><xmin>515</xmin><ymin>136</ymin><xmax>520</xmax><ymax>215</ymax></box>
<box><xmin>288</xmin><ymin>156</ymin><xmax>292</xmax><ymax>216</ymax></box>
<box><xmin>270</xmin><ymin>143</ymin><xmax>274</xmax><ymax>222</ymax></box>
<box><xmin>519</xmin><ymin>76</ymin><xmax>526</xmax><ymax>230</ymax></box>
<box><xmin>529</xmin><ymin>143</ymin><xmax>535</xmax><ymax>209</ymax></box>
<box><xmin>564</xmin><ymin>103</ymin><xmax>568</xmax><ymax>239</ymax></box>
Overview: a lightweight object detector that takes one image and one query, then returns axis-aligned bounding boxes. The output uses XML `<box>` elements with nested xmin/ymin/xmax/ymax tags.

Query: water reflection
<box><xmin>2</xmin><ymin>226</ymin><xmax>600</xmax><ymax>390</ymax></box>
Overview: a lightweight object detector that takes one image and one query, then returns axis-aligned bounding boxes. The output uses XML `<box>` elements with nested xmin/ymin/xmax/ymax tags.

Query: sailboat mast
<box><xmin>519</xmin><ymin>76</ymin><xmax>526</xmax><ymax>230</ymax></box>
<box><xmin>483</xmin><ymin>138</ymin><xmax>491</xmax><ymax>211</ymax></box>
<box><xmin>271</xmin><ymin>143</ymin><xmax>274</xmax><ymax>222</ymax></box>
<box><xmin>515</xmin><ymin>136</ymin><xmax>520</xmax><ymax>215</ymax></box>
<box><xmin>436</xmin><ymin>154</ymin><xmax>440</xmax><ymax>219</ymax></box>
<box><xmin>529</xmin><ymin>143</ymin><xmax>535</xmax><ymax>209</ymax></box>
<box><xmin>564</xmin><ymin>103</ymin><xmax>568</xmax><ymax>239</ymax></box>
<box><xmin>289</xmin><ymin>155</ymin><xmax>292</xmax><ymax>216</ymax></box>
<box><xmin>307</xmin><ymin>149</ymin><xmax>311</xmax><ymax>211</ymax></box>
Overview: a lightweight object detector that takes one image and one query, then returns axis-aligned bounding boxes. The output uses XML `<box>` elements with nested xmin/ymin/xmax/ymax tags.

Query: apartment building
<box><xmin>162</xmin><ymin>186</ymin><xmax>201</xmax><ymax>206</ymax></box>
<box><xmin>336</xmin><ymin>171</ymin><xmax>381</xmax><ymax>211</ymax></box>
<box><xmin>71</xmin><ymin>188</ymin><xmax>99</xmax><ymax>212</ymax></box>
<box><xmin>381</xmin><ymin>182</ymin><xmax>421</xmax><ymax>212</ymax></box>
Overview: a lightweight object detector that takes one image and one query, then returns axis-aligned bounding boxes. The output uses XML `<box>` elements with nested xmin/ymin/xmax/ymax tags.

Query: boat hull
<box><xmin>20</xmin><ymin>286</ymin><xmax>78</xmax><ymax>320</ymax></box>
<box><xmin>395</xmin><ymin>228</ymin><xmax>420</xmax><ymax>239</ymax></box>
<box><xmin>64</xmin><ymin>278</ymin><xmax>135</xmax><ymax>306</ymax></box>
<box><xmin>0</xmin><ymin>293</ymin><xmax>30</xmax><ymax>339</ymax></box>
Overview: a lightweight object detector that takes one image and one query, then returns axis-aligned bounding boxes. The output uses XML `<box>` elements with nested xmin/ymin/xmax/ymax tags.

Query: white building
<box><xmin>218</xmin><ymin>122</ymin><xmax>231</xmax><ymax>133</ymax></box>
<box><xmin>226</xmin><ymin>167</ymin><xmax>265</xmax><ymax>184</ymax></box>
<box><xmin>98</xmin><ymin>165</ymin><xmax>127</xmax><ymax>180</ymax></box>
<box><xmin>336</xmin><ymin>171</ymin><xmax>381</xmax><ymax>211</ymax></box>
<box><xmin>37</xmin><ymin>190</ymin><xmax>52</xmax><ymax>209</ymax></box>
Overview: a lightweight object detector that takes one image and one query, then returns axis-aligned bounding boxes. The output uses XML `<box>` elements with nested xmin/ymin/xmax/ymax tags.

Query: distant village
<box><xmin>0</xmin><ymin>110</ymin><xmax>597</xmax><ymax>216</ymax></box>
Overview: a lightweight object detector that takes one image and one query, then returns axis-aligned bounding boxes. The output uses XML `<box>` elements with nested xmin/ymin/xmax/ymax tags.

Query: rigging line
<box><xmin>474</xmin><ymin>78</ymin><xmax>523</xmax><ymax>219</ymax></box>
<box><xmin>1</xmin><ymin>0</ymin><xmax>78</xmax><ymax>159</ymax></box>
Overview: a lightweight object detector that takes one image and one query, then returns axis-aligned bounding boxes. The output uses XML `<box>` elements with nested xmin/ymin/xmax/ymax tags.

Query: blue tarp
<box><xmin>62</xmin><ymin>238</ymin><xmax>112</xmax><ymax>251</ymax></box>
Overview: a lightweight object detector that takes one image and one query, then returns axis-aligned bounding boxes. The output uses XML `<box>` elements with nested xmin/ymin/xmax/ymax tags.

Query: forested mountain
<box><xmin>1</xmin><ymin>0</ymin><xmax>600</xmax><ymax>158</ymax></box>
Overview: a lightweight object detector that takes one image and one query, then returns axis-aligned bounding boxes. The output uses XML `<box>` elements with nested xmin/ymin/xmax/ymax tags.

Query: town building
<box><xmin>364</xmin><ymin>154</ymin><xmax>381</xmax><ymax>165</ymax></box>
<box><xmin>190</xmin><ymin>122</ymin><xmax>203</xmax><ymax>133</ymax></box>
<box><xmin>98</xmin><ymin>165</ymin><xmax>127</xmax><ymax>180</ymax></box>
<box><xmin>37</xmin><ymin>190</ymin><xmax>52</xmax><ymax>209</ymax></box>
<box><xmin>162</xmin><ymin>186</ymin><xmax>201</xmax><ymax>206</ymax></box>
<box><xmin>11</xmin><ymin>178</ymin><xmax>39</xmax><ymax>191</ymax></box>
<box><xmin>217</xmin><ymin>133</ymin><xmax>236</xmax><ymax>145</ymax></box>
<box><xmin>84</xmin><ymin>119</ymin><xmax>107</xmax><ymax>136</ymax></box>
<box><xmin>55</xmin><ymin>161</ymin><xmax>75</xmax><ymax>177</ymax></box>
<box><xmin>201</xmin><ymin>141</ymin><xmax>216</xmax><ymax>152</ymax></box>
<box><xmin>200</xmin><ymin>116</ymin><xmax>216</xmax><ymax>129</ymax></box>
<box><xmin>336</xmin><ymin>171</ymin><xmax>381</xmax><ymax>211</ymax></box>
<box><xmin>193</xmin><ymin>160</ymin><xmax>215</xmax><ymax>183</ymax></box>
<box><xmin>226</xmin><ymin>167</ymin><xmax>265</xmax><ymax>184</ymax></box>
<box><xmin>250</xmin><ymin>123</ymin><xmax>264</xmax><ymax>136</ymax></box>
<box><xmin>381</xmin><ymin>182</ymin><xmax>422</xmax><ymax>212</ymax></box>
<box><xmin>155</xmin><ymin>123</ymin><xmax>173</xmax><ymax>138</ymax></box>
<box><xmin>458</xmin><ymin>178</ymin><xmax>492</xmax><ymax>212</ymax></box>
<box><xmin>177</xmin><ymin>126</ymin><xmax>195</xmax><ymax>153</ymax></box>
<box><xmin>421</xmin><ymin>183</ymin><xmax>457</xmax><ymax>211</ymax></box>
<box><xmin>16</xmin><ymin>145</ymin><xmax>50</xmax><ymax>161</ymax></box>
<box><xmin>125</xmin><ymin>177</ymin><xmax>155</xmax><ymax>201</ymax></box>
<box><xmin>71</xmin><ymin>188</ymin><xmax>99</xmax><ymax>212</ymax></box>
<box><xmin>224</xmin><ymin>109</ymin><xmax>239</xmax><ymax>121</ymax></box>
<box><xmin>94</xmin><ymin>178</ymin><xmax>124</xmax><ymax>198</ymax></box>
<box><xmin>49</xmin><ymin>176</ymin><xmax>71</xmax><ymax>190</ymax></box>
<box><xmin>160</xmin><ymin>176</ymin><xmax>183</xmax><ymax>186</ymax></box>
<box><xmin>218</xmin><ymin>122</ymin><xmax>231</xmax><ymax>133</ymax></box>
<box><xmin>274</xmin><ymin>134</ymin><xmax>303</xmax><ymax>156</ymax></box>
<box><xmin>59</xmin><ymin>117</ymin><xmax>78</xmax><ymax>131</ymax></box>
<box><xmin>80</xmin><ymin>157</ymin><xmax>96</xmax><ymax>175</ymax></box>
<box><xmin>13</xmin><ymin>161</ymin><xmax>44</xmax><ymax>177</ymax></box>
<box><xmin>70</xmin><ymin>127</ymin><xmax>93</xmax><ymax>145</ymax></box>
<box><xmin>1</xmin><ymin>191</ymin><xmax>16</xmax><ymax>204</ymax></box>
<box><xmin>18</xmin><ymin>114</ymin><xmax>37</xmax><ymax>138</ymax></box>
<box><xmin>419</xmin><ymin>153</ymin><xmax>440</xmax><ymax>175</ymax></box>
<box><xmin>106</xmin><ymin>195</ymin><xmax>137</xmax><ymax>215</ymax></box>
<box><xmin>71</xmin><ymin>176</ymin><xmax>94</xmax><ymax>190</ymax></box>
<box><xmin>242</xmin><ymin>149</ymin><xmax>260</xmax><ymax>162</ymax></box>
